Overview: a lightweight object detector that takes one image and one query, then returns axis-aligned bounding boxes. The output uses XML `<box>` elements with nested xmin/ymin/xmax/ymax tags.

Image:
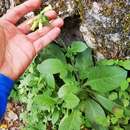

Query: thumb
<box><xmin>0</xmin><ymin>25</ymin><xmax>6</xmax><ymax>67</ymax></box>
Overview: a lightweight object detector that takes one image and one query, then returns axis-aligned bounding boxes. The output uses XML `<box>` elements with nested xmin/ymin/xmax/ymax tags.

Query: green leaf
<box><xmin>84</xmin><ymin>99</ymin><xmax>106</xmax><ymax>123</ymax></box>
<box><xmin>41</xmin><ymin>44</ymin><xmax>66</xmax><ymax>63</ymax></box>
<box><xmin>58</xmin><ymin>84</ymin><xmax>79</xmax><ymax>98</ymax></box>
<box><xmin>97</xmin><ymin>59</ymin><xmax>117</xmax><ymax>66</ymax></box>
<box><xmin>33</xmin><ymin>95</ymin><xmax>56</xmax><ymax>110</ymax></box>
<box><xmin>75</xmin><ymin>48</ymin><xmax>93</xmax><ymax>79</ymax></box>
<box><xmin>118</xmin><ymin>60</ymin><xmax>130</xmax><ymax>70</ymax></box>
<box><xmin>63</xmin><ymin>94</ymin><xmax>80</xmax><ymax>109</ymax></box>
<box><xmin>45</xmin><ymin>74</ymin><xmax>55</xmax><ymax>89</ymax></box>
<box><xmin>108</xmin><ymin>92</ymin><xmax>118</xmax><ymax>101</ymax></box>
<box><xmin>58</xmin><ymin>84</ymin><xmax>80</xmax><ymax>109</ymax></box>
<box><xmin>122</xmin><ymin>99</ymin><xmax>129</xmax><ymax>107</ymax></box>
<box><xmin>84</xmin><ymin>99</ymin><xmax>108</xmax><ymax>130</ymax></box>
<box><xmin>124</xmin><ymin>124</ymin><xmax>130</xmax><ymax>130</ymax></box>
<box><xmin>111</xmin><ymin>117</ymin><xmax>118</xmax><ymax>125</ymax></box>
<box><xmin>94</xmin><ymin>94</ymin><xmax>120</xmax><ymax>113</ymax></box>
<box><xmin>120</xmin><ymin>80</ymin><xmax>129</xmax><ymax>91</ymax></box>
<box><xmin>95</xmin><ymin>116</ymin><xmax>110</xmax><ymax>127</ymax></box>
<box><xmin>37</xmin><ymin>58</ymin><xmax>66</xmax><ymax>75</ymax></box>
<box><xmin>59</xmin><ymin>110</ymin><xmax>81</xmax><ymax>130</ymax></box>
<box><xmin>87</xmin><ymin>66</ymin><xmax>127</xmax><ymax>92</ymax></box>
<box><xmin>94</xmin><ymin>125</ymin><xmax>108</xmax><ymax>130</ymax></box>
<box><xmin>113</xmin><ymin>107</ymin><xmax>124</xmax><ymax>119</ymax></box>
<box><xmin>113</xmin><ymin>126</ymin><xmax>124</xmax><ymax>130</ymax></box>
<box><xmin>36</xmin><ymin>122</ymin><xmax>46</xmax><ymax>130</ymax></box>
<box><xmin>52</xmin><ymin>111</ymin><xmax>60</xmax><ymax>124</ymax></box>
<box><xmin>69</xmin><ymin>41</ymin><xmax>88</xmax><ymax>53</ymax></box>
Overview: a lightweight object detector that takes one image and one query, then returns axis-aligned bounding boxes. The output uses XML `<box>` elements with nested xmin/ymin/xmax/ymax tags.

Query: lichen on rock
<box><xmin>44</xmin><ymin>0</ymin><xmax>130</xmax><ymax>59</ymax></box>
<box><xmin>43</xmin><ymin>0</ymin><xmax>76</xmax><ymax>18</ymax></box>
<box><xmin>0</xmin><ymin>0</ymin><xmax>10</xmax><ymax>16</ymax></box>
<box><xmin>80</xmin><ymin>0</ymin><xmax>130</xmax><ymax>59</ymax></box>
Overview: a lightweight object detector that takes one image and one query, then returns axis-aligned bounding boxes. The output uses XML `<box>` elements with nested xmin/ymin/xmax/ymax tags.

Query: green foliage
<box><xmin>59</xmin><ymin>110</ymin><xmax>81</xmax><ymax>130</ymax></box>
<box><xmin>10</xmin><ymin>40</ymin><xmax>130</xmax><ymax>130</ymax></box>
<box><xmin>87</xmin><ymin>66</ymin><xmax>127</xmax><ymax>92</ymax></box>
<box><xmin>68</xmin><ymin>41</ymin><xmax>88</xmax><ymax>54</ymax></box>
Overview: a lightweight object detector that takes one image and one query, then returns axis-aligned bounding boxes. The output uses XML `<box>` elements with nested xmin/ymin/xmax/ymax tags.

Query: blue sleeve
<box><xmin>0</xmin><ymin>73</ymin><xmax>14</xmax><ymax>120</ymax></box>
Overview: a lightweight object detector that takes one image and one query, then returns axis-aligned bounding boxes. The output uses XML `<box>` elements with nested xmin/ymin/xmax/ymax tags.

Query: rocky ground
<box><xmin>0</xmin><ymin>102</ymin><xmax>24</xmax><ymax>130</ymax></box>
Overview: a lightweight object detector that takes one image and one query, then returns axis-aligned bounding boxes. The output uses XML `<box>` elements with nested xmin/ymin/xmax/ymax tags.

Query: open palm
<box><xmin>0</xmin><ymin>0</ymin><xmax>63</xmax><ymax>80</ymax></box>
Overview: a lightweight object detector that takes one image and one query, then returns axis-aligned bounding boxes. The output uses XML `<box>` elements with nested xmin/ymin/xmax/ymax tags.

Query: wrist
<box><xmin>0</xmin><ymin>65</ymin><xmax>16</xmax><ymax>80</ymax></box>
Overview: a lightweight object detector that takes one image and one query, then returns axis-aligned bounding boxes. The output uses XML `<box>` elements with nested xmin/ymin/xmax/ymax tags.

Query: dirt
<box><xmin>0</xmin><ymin>102</ymin><xmax>24</xmax><ymax>130</ymax></box>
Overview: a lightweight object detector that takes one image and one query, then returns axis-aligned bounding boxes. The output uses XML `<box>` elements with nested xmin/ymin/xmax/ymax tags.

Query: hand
<box><xmin>0</xmin><ymin>0</ymin><xmax>64</xmax><ymax>80</ymax></box>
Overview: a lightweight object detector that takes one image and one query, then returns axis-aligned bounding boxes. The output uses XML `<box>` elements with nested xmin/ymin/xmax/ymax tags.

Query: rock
<box><xmin>43</xmin><ymin>0</ymin><xmax>76</xmax><ymax>19</ymax></box>
<box><xmin>0</xmin><ymin>0</ymin><xmax>10</xmax><ymax>16</ymax></box>
<box><xmin>80</xmin><ymin>0</ymin><xmax>130</xmax><ymax>59</ymax></box>
<box><xmin>45</xmin><ymin>0</ymin><xmax>130</xmax><ymax>59</ymax></box>
<box><xmin>43</xmin><ymin>0</ymin><xmax>84</xmax><ymax>46</ymax></box>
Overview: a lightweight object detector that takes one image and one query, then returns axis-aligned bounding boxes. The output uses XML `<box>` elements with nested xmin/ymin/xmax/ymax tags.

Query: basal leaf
<box><xmin>58</xmin><ymin>84</ymin><xmax>80</xmax><ymax>109</ymax></box>
<box><xmin>45</xmin><ymin>74</ymin><xmax>55</xmax><ymax>89</ymax></box>
<box><xmin>69</xmin><ymin>41</ymin><xmax>88</xmax><ymax>53</ymax></box>
<box><xmin>59</xmin><ymin>110</ymin><xmax>81</xmax><ymax>130</ymax></box>
<box><xmin>84</xmin><ymin>99</ymin><xmax>106</xmax><ymax>123</ymax></box>
<box><xmin>33</xmin><ymin>95</ymin><xmax>56</xmax><ymax>110</ymax></box>
<box><xmin>58</xmin><ymin>84</ymin><xmax>79</xmax><ymax>98</ymax></box>
<box><xmin>84</xmin><ymin>99</ymin><xmax>108</xmax><ymax>130</ymax></box>
<box><xmin>41</xmin><ymin>44</ymin><xmax>66</xmax><ymax>63</ymax></box>
<box><xmin>87</xmin><ymin>66</ymin><xmax>127</xmax><ymax>92</ymax></box>
<box><xmin>63</xmin><ymin>94</ymin><xmax>80</xmax><ymax>109</ymax></box>
<box><xmin>75</xmin><ymin>48</ymin><xmax>93</xmax><ymax>79</ymax></box>
<box><xmin>37</xmin><ymin>58</ymin><xmax>66</xmax><ymax>75</ymax></box>
<box><xmin>94</xmin><ymin>94</ymin><xmax>120</xmax><ymax>113</ymax></box>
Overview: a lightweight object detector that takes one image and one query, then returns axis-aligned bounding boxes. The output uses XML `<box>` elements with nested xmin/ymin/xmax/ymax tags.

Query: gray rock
<box><xmin>46</xmin><ymin>0</ymin><xmax>130</xmax><ymax>59</ymax></box>
<box><xmin>80</xmin><ymin>0</ymin><xmax>130</xmax><ymax>59</ymax></box>
<box><xmin>0</xmin><ymin>0</ymin><xmax>10</xmax><ymax>16</ymax></box>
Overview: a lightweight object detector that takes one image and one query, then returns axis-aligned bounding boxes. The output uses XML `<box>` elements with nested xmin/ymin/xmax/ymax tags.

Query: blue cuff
<box><xmin>0</xmin><ymin>73</ymin><xmax>14</xmax><ymax>96</ymax></box>
<box><xmin>0</xmin><ymin>73</ymin><xmax>14</xmax><ymax>120</ymax></box>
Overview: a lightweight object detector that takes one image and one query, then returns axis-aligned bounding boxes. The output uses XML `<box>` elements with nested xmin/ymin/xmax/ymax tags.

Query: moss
<box><xmin>122</xmin><ymin>14</ymin><xmax>130</xmax><ymax>33</ymax></box>
<box><xmin>113</xmin><ymin>0</ymin><xmax>127</xmax><ymax>8</ymax></box>
<box><xmin>74</xmin><ymin>0</ymin><xmax>85</xmax><ymax>21</ymax></box>
<box><xmin>102</xmin><ymin>4</ymin><xmax>113</xmax><ymax>16</ymax></box>
<box><xmin>101</xmin><ymin>0</ymin><xmax>127</xmax><ymax>16</ymax></box>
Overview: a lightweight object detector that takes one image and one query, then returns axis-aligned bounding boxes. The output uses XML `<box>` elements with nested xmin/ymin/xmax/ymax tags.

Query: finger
<box><xmin>2</xmin><ymin>0</ymin><xmax>41</xmax><ymax>24</ymax></box>
<box><xmin>17</xmin><ymin>10</ymin><xmax>57</xmax><ymax>34</ymax></box>
<box><xmin>28</xmin><ymin>18</ymin><xmax>64</xmax><ymax>42</ymax></box>
<box><xmin>33</xmin><ymin>27</ymin><xmax>61</xmax><ymax>53</ymax></box>
<box><xmin>0</xmin><ymin>25</ymin><xmax>6</xmax><ymax>66</ymax></box>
